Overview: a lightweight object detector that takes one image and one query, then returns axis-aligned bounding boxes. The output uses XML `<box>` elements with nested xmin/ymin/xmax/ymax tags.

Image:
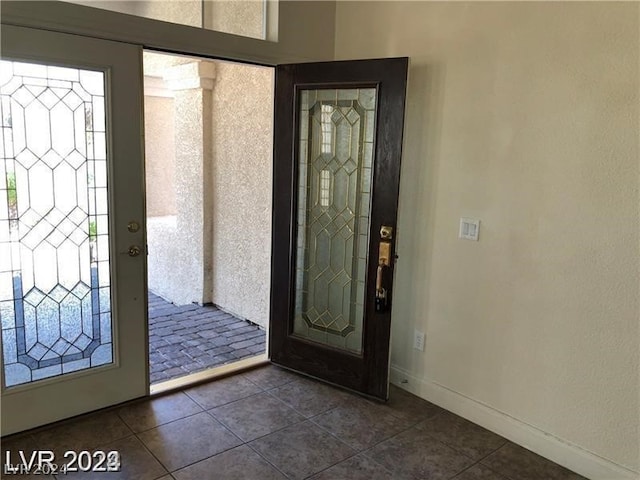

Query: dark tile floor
<box><xmin>148</xmin><ymin>292</ymin><xmax>266</xmax><ymax>384</ymax></box>
<box><xmin>1</xmin><ymin>365</ymin><xmax>586</xmax><ymax>480</ymax></box>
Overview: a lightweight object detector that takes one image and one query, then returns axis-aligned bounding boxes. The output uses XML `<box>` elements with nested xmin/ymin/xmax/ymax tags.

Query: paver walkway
<box><xmin>148</xmin><ymin>292</ymin><xmax>265</xmax><ymax>384</ymax></box>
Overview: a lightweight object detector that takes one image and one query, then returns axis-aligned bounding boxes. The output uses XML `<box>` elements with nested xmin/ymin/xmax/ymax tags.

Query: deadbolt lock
<box><xmin>380</xmin><ymin>225</ymin><xmax>393</xmax><ymax>240</ymax></box>
<box><xmin>127</xmin><ymin>221</ymin><xmax>140</xmax><ymax>233</ymax></box>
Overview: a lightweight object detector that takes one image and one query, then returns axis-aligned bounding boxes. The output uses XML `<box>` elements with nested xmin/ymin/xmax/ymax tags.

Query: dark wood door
<box><xmin>270</xmin><ymin>58</ymin><xmax>408</xmax><ymax>400</ymax></box>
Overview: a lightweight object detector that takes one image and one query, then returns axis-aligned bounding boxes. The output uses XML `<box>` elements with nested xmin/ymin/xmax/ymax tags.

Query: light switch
<box><xmin>459</xmin><ymin>218</ymin><xmax>480</xmax><ymax>241</ymax></box>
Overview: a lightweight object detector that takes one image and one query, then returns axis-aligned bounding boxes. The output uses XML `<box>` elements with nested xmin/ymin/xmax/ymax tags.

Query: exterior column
<box><xmin>164</xmin><ymin>61</ymin><xmax>214</xmax><ymax>304</ymax></box>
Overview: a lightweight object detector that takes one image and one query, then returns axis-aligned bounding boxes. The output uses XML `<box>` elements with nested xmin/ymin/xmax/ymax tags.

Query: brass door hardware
<box><xmin>376</xmin><ymin>226</ymin><xmax>394</xmax><ymax>313</ymax></box>
<box><xmin>380</xmin><ymin>225</ymin><xmax>393</xmax><ymax>240</ymax></box>
<box><xmin>127</xmin><ymin>221</ymin><xmax>140</xmax><ymax>233</ymax></box>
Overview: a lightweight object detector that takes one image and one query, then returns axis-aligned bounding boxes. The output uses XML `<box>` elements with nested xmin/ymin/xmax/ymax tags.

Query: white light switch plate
<box><xmin>459</xmin><ymin>218</ymin><xmax>480</xmax><ymax>241</ymax></box>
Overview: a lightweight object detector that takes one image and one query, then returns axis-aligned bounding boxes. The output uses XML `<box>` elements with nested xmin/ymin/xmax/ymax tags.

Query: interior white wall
<box><xmin>334</xmin><ymin>1</ymin><xmax>639</xmax><ymax>476</ymax></box>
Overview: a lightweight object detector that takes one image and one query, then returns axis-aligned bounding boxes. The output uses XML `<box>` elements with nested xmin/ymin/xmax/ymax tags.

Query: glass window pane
<box><xmin>0</xmin><ymin>60</ymin><xmax>113</xmax><ymax>388</ymax></box>
<box><xmin>64</xmin><ymin>0</ymin><xmax>269</xmax><ymax>40</ymax></box>
<box><xmin>204</xmin><ymin>0</ymin><xmax>265</xmax><ymax>40</ymax></box>
<box><xmin>292</xmin><ymin>88</ymin><xmax>377</xmax><ymax>355</ymax></box>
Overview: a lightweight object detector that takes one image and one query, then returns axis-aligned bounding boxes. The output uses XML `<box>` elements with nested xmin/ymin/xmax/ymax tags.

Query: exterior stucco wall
<box><xmin>209</xmin><ymin>61</ymin><xmax>274</xmax><ymax>327</ymax></box>
<box><xmin>144</xmin><ymin>95</ymin><xmax>176</xmax><ymax>218</ymax></box>
<box><xmin>144</xmin><ymin>56</ymin><xmax>273</xmax><ymax>327</ymax></box>
<box><xmin>205</xmin><ymin>1</ymin><xmax>265</xmax><ymax>39</ymax></box>
<box><xmin>144</xmin><ymin>54</ymin><xmax>214</xmax><ymax>306</ymax></box>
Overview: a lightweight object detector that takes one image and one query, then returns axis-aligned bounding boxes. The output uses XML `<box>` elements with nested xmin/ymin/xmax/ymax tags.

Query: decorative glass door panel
<box><xmin>1</xmin><ymin>25</ymin><xmax>147</xmax><ymax>436</ymax></box>
<box><xmin>0</xmin><ymin>61</ymin><xmax>113</xmax><ymax>387</ymax></box>
<box><xmin>293</xmin><ymin>88</ymin><xmax>377</xmax><ymax>354</ymax></box>
<box><xmin>270</xmin><ymin>58</ymin><xmax>408</xmax><ymax>400</ymax></box>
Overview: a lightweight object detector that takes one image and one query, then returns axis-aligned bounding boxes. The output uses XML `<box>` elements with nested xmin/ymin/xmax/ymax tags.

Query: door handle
<box><xmin>376</xmin><ymin>262</ymin><xmax>389</xmax><ymax>311</ymax></box>
<box><xmin>375</xmin><ymin>228</ymin><xmax>393</xmax><ymax>313</ymax></box>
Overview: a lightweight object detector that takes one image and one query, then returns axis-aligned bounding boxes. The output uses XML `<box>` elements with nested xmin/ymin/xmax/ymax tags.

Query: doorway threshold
<box><xmin>149</xmin><ymin>353</ymin><xmax>269</xmax><ymax>395</ymax></box>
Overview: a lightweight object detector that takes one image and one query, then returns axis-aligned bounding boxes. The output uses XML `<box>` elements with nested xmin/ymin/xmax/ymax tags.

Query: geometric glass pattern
<box><xmin>293</xmin><ymin>88</ymin><xmax>377</xmax><ymax>354</ymax></box>
<box><xmin>0</xmin><ymin>60</ymin><xmax>113</xmax><ymax>387</ymax></box>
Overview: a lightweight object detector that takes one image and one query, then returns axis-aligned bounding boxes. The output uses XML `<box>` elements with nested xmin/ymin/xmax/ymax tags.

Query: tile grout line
<box><xmin>135</xmin><ymin>413</ymin><xmax>244</xmax><ymax>476</ymax></box>
<box><xmin>413</xmin><ymin>413</ymin><xmax>510</xmax><ymax>476</ymax></box>
<box><xmin>127</xmin><ymin>432</ymin><xmax>173</xmax><ymax>479</ymax></box>
<box><xmin>204</xmin><ymin>391</ymin><xmax>308</xmax><ymax>444</ymax></box>
<box><xmin>244</xmin><ymin>440</ymin><xmax>293</xmax><ymax>479</ymax></box>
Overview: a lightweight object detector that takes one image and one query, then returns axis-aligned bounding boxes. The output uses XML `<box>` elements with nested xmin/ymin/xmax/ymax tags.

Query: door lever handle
<box><xmin>376</xmin><ymin>240</ymin><xmax>392</xmax><ymax>313</ymax></box>
<box><xmin>376</xmin><ymin>263</ymin><xmax>387</xmax><ymax>298</ymax></box>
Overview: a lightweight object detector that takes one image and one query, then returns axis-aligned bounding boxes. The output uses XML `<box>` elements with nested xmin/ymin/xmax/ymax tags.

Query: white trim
<box><xmin>389</xmin><ymin>365</ymin><xmax>639</xmax><ymax>480</ymax></box>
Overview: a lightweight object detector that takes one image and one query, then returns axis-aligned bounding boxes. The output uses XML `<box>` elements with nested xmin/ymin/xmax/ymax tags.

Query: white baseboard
<box><xmin>389</xmin><ymin>365</ymin><xmax>639</xmax><ymax>480</ymax></box>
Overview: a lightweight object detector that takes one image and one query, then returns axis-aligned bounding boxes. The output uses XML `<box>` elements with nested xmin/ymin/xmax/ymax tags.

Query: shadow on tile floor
<box><xmin>1</xmin><ymin>365</ymin><xmax>587</xmax><ymax>480</ymax></box>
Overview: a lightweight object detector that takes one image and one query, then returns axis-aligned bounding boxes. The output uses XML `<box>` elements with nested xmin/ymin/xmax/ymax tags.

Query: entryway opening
<box><xmin>142</xmin><ymin>51</ymin><xmax>274</xmax><ymax>386</ymax></box>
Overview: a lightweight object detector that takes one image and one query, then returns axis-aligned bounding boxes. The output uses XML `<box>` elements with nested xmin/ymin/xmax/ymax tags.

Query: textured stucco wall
<box><xmin>146</xmin><ymin>215</ymin><xmax>179</xmax><ymax>301</ymax></box>
<box><xmin>144</xmin><ymin>96</ymin><xmax>176</xmax><ymax>218</ymax></box>
<box><xmin>171</xmin><ymin>86</ymin><xmax>213</xmax><ymax>305</ymax></box>
<box><xmin>71</xmin><ymin>0</ymin><xmax>265</xmax><ymax>38</ymax></box>
<box><xmin>335</xmin><ymin>1</ymin><xmax>639</xmax><ymax>472</ymax></box>
<box><xmin>144</xmin><ymin>55</ymin><xmax>273</xmax><ymax>321</ymax></box>
<box><xmin>143</xmin><ymin>54</ymin><xmax>214</xmax><ymax>305</ymax></box>
<box><xmin>210</xmin><ymin>61</ymin><xmax>274</xmax><ymax>327</ymax></box>
<box><xmin>205</xmin><ymin>0</ymin><xmax>264</xmax><ymax>39</ymax></box>
<box><xmin>70</xmin><ymin>0</ymin><xmax>202</xmax><ymax>27</ymax></box>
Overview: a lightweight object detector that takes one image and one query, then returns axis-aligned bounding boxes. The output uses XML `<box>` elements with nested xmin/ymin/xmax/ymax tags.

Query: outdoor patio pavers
<box><xmin>148</xmin><ymin>292</ymin><xmax>265</xmax><ymax>384</ymax></box>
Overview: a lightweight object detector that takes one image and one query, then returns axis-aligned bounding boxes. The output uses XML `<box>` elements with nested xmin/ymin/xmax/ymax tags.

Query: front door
<box><xmin>0</xmin><ymin>25</ymin><xmax>147</xmax><ymax>435</ymax></box>
<box><xmin>270</xmin><ymin>58</ymin><xmax>408</xmax><ymax>400</ymax></box>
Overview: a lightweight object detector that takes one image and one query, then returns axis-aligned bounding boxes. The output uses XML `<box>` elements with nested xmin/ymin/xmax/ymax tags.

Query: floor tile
<box><xmin>453</xmin><ymin>464</ymin><xmax>510</xmax><ymax>479</ymax></box>
<box><xmin>416</xmin><ymin>411</ymin><xmax>506</xmax><ymax>460</ymax></box>
<box><xmin>1</xmin><ymin>432</ymin><xmax>37</xmax><ymax>460</ymax></box>
<box><xmin>30</xmin><ymin>411</ymin><xmax>132</xmax><ymax>457</ymax></box>
<box><xmin>365</xmin><ymin>427</ymin><xmax>475</xmax><ymax>480</ymax></box>
<box><xmin>209</xmin><ymin>392</ymin><xmax>304</xmax><ymax>442</ymax></box>
<box><xmin>481</xmin><ymin>442</ymin><xmax>586</xmax><ymax>480</ymax></box>
<box><xmin>269</xmin><ymin>377</ymin><xmax>353</xmax><ymax>417</ymax></box>
<box><xmin>184</xmin><ymin>375</ymin><xmax>262</xmax><ymax>409</ymax></box>
<box><xmin>241</xmin><ymin>364</ymin><xmax>298</xmax><ymax>390</ymax></box>
<box><xmin>249</xmin><ymin>421</ymin><xmax>356</xmax><ymax>480</ymax></box>
<box><xmin>309</xmin><ymin>454</ymin><xmax>408</xmax><ymax>480</ymax></box>
<box><xmin>117</xmin><ymin>392</ymin><xmax>203</xmax><ymax>433</ymax></box>
<box><xmin>385</xmin><ymin>384</ymin><xmax>445</xmax><ymax>423</ymax></box>
<box><xmin>1</xmin><ymin>433</ymin><xmax>54</xmax><ymax>479</ymax></box>
<box><xmin>312</xmin><ymin>398</ymin><xmax>412</xmax><ymax>451</ymax></box>
<box><xmin>3</xmin><ymin>374</ymin><xmax>586</xmax><ymax>480</ymax></box>
<box><xmin>137</xmin><ymin>412</ymin><xmax>241</xmax><ymax>471</ymax></box>
<box><xmin>62</xmin><ymin>435</ymin><xmax>167</xmax><ymax>480</ymax></box>
<box><xmin>173</xmin><ymin>445</ymin><xmax>286</xmax><ymax>480</ymax></box>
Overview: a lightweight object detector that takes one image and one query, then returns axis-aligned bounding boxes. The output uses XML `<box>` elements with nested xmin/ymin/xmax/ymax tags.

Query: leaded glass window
<box><xmin>293</xmin><ymin>88</ymin><xmax>377</xmax><ymax>354</ymax></box>
<box><xmin>0</xmin><ymin>60</ymin><xmax>113</xmax><ymax>388</ymax></box>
